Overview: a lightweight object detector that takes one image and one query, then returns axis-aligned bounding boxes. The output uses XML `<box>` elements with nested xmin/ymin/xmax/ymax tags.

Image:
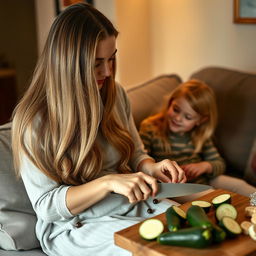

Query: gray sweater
<box><xmin>20</xmin><ymin>84</ymin><xmax>172</xmax><ymax>256</ymax></box>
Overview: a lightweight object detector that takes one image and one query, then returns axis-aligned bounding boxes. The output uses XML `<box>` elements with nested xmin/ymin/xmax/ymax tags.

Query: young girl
<box><xmin>11</xmin><ymin>3</ymin><xmax>186</xmax><ymax>256</ymax></box>
<box><xmin>139</xmin><ymin>79</ymin><xmax>256</xmax><ymax>198</ymax></box>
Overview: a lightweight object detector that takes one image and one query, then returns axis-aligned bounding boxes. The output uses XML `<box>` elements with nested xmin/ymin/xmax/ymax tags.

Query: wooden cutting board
<box><xmin>114</xmin><ymin>189</ymin><xmax>256</xmax><ymax>256</ymax></box>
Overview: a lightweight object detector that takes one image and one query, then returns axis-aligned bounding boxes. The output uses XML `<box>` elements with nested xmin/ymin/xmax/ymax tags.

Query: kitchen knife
<box><xmin>155</xmin><ymin>183</ymin><xmax>212</xmax><ymax>198</ymax></box>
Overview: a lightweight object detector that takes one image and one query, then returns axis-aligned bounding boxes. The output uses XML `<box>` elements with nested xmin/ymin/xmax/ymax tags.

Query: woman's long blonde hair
<box><xmin>12</xmin><ymin>3</ymin><xmax>134</xmax><ymax>185</ymax></box>
<box><xmin>149</xmin><ymin>79</ymin><xmax>217</xmax><ymax>153</ymax></box>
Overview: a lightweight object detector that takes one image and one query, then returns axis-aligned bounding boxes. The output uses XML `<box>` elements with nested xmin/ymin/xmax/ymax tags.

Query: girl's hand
<box><xmin>138</xmin><ymin>159</ymin><xmax>187</xmax><ymax>184</ymax></box>
<box><xmin>181</xmin><ymin>162</ymin><xmax>212</xmax><ymax>180</ymax></box>
<box><xmin>106</xmin><ymin>172</ymin><xmax>158</xmax><ymax>203</ymax></box>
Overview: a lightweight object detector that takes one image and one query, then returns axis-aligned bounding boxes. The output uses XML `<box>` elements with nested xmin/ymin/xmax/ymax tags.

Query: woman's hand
<box><xmin>106</xmin><ymin>172</ymin><xmax>158</xmax><ymax>203</ymax></box>
<box><xmin>181</xmin><ymin>161</ymin><xmax>212</xmax><ymax>181</ymax></box>
<box><xmin>138</xmin><ymin>158</ymin><xmax>187</xmax><ymax>184</ymax></box>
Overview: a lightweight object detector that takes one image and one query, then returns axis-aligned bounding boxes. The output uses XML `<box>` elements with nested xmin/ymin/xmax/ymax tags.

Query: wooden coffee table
<box><xmin>114</xmin><ymin>189</ymin><xmax>256</xmax><ymax>256</ymax></box>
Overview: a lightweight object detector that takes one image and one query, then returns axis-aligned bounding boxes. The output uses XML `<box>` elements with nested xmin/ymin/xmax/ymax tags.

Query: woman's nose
<box><xmin>100</xmin><ymin>62</ymin><xmax>111</xmax><ymax>77</ymax></box>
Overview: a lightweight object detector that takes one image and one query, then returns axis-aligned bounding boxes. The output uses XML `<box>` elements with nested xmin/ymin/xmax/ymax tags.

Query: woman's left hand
<box><xmin>138</xmin><ymin>159</ymin><xmax>187</xmax><ymax>183</ymax></box>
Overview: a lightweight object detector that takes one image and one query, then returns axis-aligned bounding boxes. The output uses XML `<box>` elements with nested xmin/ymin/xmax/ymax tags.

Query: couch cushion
<box><xmin>190</xmin><ymin>67</ymin><xmax>256</xmax><ymax>177</ymax></box>
<box><xmin>127</xmin><ymin>74</ymin><xmax>182</xmax><ymax>128</ymax></box>
<box><xmin>0</xmin><ymin>123</ymin><xmax>40</xmax><ymax>250</ymax></box>
<box><xmin>244</xmin><ymin>138</ymin><xmax>256</xmax><ymax>185</ymax></box>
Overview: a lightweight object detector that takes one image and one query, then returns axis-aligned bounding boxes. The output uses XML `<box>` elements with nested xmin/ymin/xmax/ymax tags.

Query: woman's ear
<box><xmin>196</xmin><ymin>116</ymin><xmax>208</xmax><ymax>126</ymax></box>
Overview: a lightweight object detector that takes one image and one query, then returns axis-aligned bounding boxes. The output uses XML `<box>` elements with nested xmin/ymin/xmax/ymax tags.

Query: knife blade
<box><xmin>155</xmin><ymin>183</ymin><xmax>212</xmax><ymax>198</ymax></box>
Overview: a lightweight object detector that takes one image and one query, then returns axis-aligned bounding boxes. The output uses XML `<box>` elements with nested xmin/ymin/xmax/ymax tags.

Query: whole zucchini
<box><xmin>157</xmin><ymin>226</ymin><xmax>212</xmax><ymax>248</ymax></box>
<box><xmin>187</xmin><ymin>205</ymin><xmax>212</xmax><ymax>228</ymax></box>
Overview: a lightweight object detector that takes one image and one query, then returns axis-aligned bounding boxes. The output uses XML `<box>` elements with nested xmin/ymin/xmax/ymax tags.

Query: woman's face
<box><xmin>167</xmin><ymin>96</ymin><xmax>202</xmax><ymax>135</ymax></box>
<box><xmin>94</xmin><ymin>35</ymin><xmax>117</xmax><ymax>89</ymax></box>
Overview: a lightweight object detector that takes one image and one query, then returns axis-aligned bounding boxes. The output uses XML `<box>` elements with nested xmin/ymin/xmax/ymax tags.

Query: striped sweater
<box><xmin>139</xmin><ymin>118</ymin><xmax>226</xmax><ymax>184</ymax></box>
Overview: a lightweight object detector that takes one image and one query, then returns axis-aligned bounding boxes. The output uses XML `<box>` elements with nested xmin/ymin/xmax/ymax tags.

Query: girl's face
<box><xmin>94</xmin><ymin>35</ymin><xmax>117</xmax><ymax>89</ymax></box>
<box><xmin>167</xmin><ymin>96</ymin><xmax>202</xmax><ymax>135</ymax></box>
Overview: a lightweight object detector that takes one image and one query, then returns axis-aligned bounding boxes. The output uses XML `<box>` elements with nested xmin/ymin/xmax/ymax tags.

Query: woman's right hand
<box><xmin>106</xmin><ymin>172</ymin><xmax>158</xmax><ymax>203</ymax></box>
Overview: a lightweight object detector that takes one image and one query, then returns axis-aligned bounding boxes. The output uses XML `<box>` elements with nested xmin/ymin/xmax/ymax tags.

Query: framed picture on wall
<box><xmin>234</xmin><ymin>0</ymin><xmax>256</xmax><ymax>23</ymax></box>
<box><xmin>55</xmin><ymin>0</ymin><xmax>94</xmax><ymax>15</ymax></box>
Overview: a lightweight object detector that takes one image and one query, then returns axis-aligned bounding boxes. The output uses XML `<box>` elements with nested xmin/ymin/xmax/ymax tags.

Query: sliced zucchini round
<box><xmin>212</xmin><ymin>193</ymin><xmax>231</xmax><ymax>208</ymax></box>
<box><xmin>139</xmin><ymin>219</ymin><xmax>164</xmax><ymax>240</ymax></box>
<box><xmin>172</xmin><ymin>205</ymin><xmax>186</xmax><ymax>220</ymax></box>
<box><xmin>219</xmin><ymin>216</ymin><xmax>242</xmax><ymax>237</ymax></box>
<box><xmin>192</xmin><ymin>200</ymin><xmax>212</xmax><ymax>213</ymax></box>
<box><xmin>215</xmin><ymin>203</ymin><xmax>237</xmax><ymax>221</ymax></box>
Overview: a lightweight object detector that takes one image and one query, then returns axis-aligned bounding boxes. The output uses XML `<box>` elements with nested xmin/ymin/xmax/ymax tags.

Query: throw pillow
<box><xmin>244</xmin><ymin>138</ymin><xmax>256</xmax><ymax>186</ymax></box>
<box><xmin>0</xmin><ymin>122</ymin><xmax>40</xmax><ymax>250</ymax></box>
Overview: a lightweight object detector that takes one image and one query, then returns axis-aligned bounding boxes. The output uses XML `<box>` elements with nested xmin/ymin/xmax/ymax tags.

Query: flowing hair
<box><xmin>12</xmin><ymin>3</ymin><xmax>134</xmax><ymax>185</ymax></box>
<box><xmin>149</xmin><ymin>79</ymin><xmax>217</xmax><ymax>153</ymax></box>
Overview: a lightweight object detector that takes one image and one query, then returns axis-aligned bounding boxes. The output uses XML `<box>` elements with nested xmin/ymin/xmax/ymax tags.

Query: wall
<box><xmin>35</xmin><ymin>0</ymin><xmax>56</xmax><ymax>55</ymax></box>
<box><xmin>149</xmin><ymin>0</ymin><xmax>256</xmax><ymax>81</ymax></box>
<box><xmin>0</xmin><ymin>0</ymin><xmax>38</xmax><ymax>97</ymax></box>
<box><xmin>114</xmin><ymin>0</ymin><xmax>151</xmax><ymax>87</ymax></box>
<box><xmin>34</xmin><ymin>0</ymin><xmax>256</xmax><ymax>86</ymax></box>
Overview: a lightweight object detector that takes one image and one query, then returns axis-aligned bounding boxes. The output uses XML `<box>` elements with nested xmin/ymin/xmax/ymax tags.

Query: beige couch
<box><xmin>0</xmin><ymin>66</ymin><xmax>255</xmax><ymax>255</ymax></box>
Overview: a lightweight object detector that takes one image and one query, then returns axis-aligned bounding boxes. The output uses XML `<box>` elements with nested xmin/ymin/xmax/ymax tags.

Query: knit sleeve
<box><xmin>139</xmin><ymin>119</ymin><xmax>154</xmax><ymax>155</ymax></box>
<box><xmin>201</xmin><ymin>139</ymin><xmax>226</xmax><ymax>178</ymax></box>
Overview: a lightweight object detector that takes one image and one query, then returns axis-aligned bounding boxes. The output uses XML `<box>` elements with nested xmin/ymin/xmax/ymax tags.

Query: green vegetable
<box><xmin>157</xmin><ymin>226</ymin><xmax>212</xmax><ymax>248</ymax></box>
<box><xmin>215</xmin><ymin>203</ymin><xmax>237</xmax><ymax>221</ymax></box>
<box><xmin>166</xmin><ymin>205</ymin><xmax>186</xmax><ymax>232</ymax></box>
<box><xmin>219</xmin><ymin>216</ymin><xmax>242</xmax><ymax>237</ymax></box>
<box><xmin>212</xmin><ymin>193</ymin><xmax>231</xmax><ymax>208</ymax></box>
<box><xmin>191</xmin><ymin>200</ymin><xmax>212</xmax><ymax>213</ymax></box>
<box><xmin>139</xmin><ymin>219</ymin><xmax>164</xmax><ymax>240</ymax></box>
<box><xmin>211</xmin><ymin>224</ymin><xmax>226</xmax><ymax>243</ymax></box>
<box><xmin>187</xmin><ymin>205</ymin><xmax>212</xmax><ymax>228</ymax></box>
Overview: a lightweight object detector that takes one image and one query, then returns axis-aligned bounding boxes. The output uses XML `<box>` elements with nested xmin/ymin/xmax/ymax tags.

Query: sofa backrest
<box><xmin>127</xmin><ymin>74</ymin><xmax>182</xmax><ymax>128</ymax></box>
<box><xmin>190</xmin><ymin>66</ymin><xmax>256</xmax><ymax>177</ymax></box>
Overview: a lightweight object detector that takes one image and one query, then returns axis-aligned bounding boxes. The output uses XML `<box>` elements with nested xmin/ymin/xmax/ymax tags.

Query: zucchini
<box><xmin>166</xmin><ymin>205</ymin><xmax>186</xmax><ymax>232</ymax></box>
<box><xmin>139</xmin><ymin>219</ymin><xmax>164</xmax><ymax>240</ymax></box>
<box><xmin>187</xmin><ymin>205</ymin><xmax>212</xmax><ymax>228</ymax></box>
<box><xmin>191</xmin><ymin>200</ymin><xmax>212</xmax><ymax>213</ymax></box>
<box><xmin>219</xmin><ymin>216</ymin><xmax>242</xmax><ymax>237</ymax></box>
<box><xmin>212</xmin><ymin>193</ymin><xmax>231</xmax><ymax>208</ymax></box>
<box><xmin>157</xmin><ymin>226</ymin><xmax>212</xmax><ymax>248</ymax></box>
<box><xmin>211</xmin><ymin>224</ymin><xmax>226</xmax><ymax>243</ymax></box>
<box><xmin>215</xmin><ymin>203</ymin><xmax>237</xmax><ymax>221</ymax></box>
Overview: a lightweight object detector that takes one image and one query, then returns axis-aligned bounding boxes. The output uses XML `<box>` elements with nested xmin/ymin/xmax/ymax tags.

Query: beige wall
<box><xmin>35</xmin><ymin>0</ymin><xmax>256</xmax><ymax>86</ymax></box>
<box><xmin>114</xmin><ymin>0</ymin><xmax>151</xmax><ymax>87</ymax></box>
<box><xmin>150</xmin><ymin>0</ymin><xmax>256</xmax><ymax>81</ymax></box>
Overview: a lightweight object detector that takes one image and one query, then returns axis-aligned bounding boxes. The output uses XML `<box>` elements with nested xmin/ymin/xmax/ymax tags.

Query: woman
<box><xmin>12</xmin><ymin>3</ymin><xmax>185</xmax><ymax>256</ymax></box>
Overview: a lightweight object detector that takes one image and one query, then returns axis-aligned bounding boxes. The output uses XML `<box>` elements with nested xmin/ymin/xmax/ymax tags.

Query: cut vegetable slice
<box><xmin>245</xmin><ymin>206</ymin><xmax>256</xmax><ymax>217</ymax></box>
<box><xmin>212</xmin><ymin>193</ymin><xmax>231</xmax><ymax>208</ymax></box>
<box><xmin>219</xmin><ymin>216</ymin><xmax>242</xmax><ymax>237</ymax></box>
<box><xmin>240</xmin><ymin>221</ymin><xmax>253</xmax><ymax>235</ymax></box>
<box><xmin>172</xmin><ymin>205</ymin><xmax>186</xmax><ymax>220</ymax></box>
<box><xmin>192</xmin><ymin>200</ymin><xmax>212</xmax><ymax>213</ymax></box>
<box><xmin>216</xmin><ymin>203</ymin><xmax>237</xmax><ymax>221</ymax></box>
<box><xmin>248</xmin><ymin>224</ymin><xmax>256</xmax><ymax>240</ymax></box>
<box><xmin>139</xmin><ymin>219</ymin><xmax>164</xmax><ymax>240</ymax></box>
